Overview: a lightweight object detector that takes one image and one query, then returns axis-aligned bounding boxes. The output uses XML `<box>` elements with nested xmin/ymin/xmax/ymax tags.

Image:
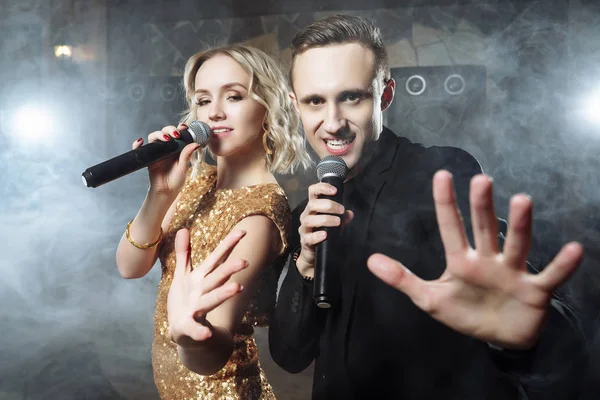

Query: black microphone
<box><xmin>81</xmin><ymin>120</ymin><xmax>212</xmax><ymax>188</ymax></box>
<box><xmin>314</xmin><ymin>155</ymin><xmax>348</xmax><ymax>309</ymax></box>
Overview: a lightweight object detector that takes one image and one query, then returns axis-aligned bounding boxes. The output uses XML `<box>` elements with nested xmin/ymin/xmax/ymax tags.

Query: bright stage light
<box><xmin>54</xmin><ymin>45</ymin><xmax>72</xmax><ymax>58</ymax></box>
<box><xmin>10</xmin><ymin>105</ymin><xmax>57</xmax><ymax>143</ymax></box>
<box><xmin>581</xmin><ymin>90</ymin><xmax>600</xmax><ymax>125</ymax></box>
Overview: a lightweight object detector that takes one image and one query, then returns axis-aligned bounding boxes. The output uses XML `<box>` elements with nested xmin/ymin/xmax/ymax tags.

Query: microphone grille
<box><xmin>317</xmin><ymin>155</ymin><xmax>348</xmax><ymax>181</ymax></box>
<box><xmin>188</xmin><ymin>120</ymin><xmax>212</xmax><ymax>146</ymax></box>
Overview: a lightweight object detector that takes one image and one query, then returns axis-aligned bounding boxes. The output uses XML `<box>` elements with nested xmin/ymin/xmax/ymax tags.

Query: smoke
<box><xmin>0</xmin><ymin>120</ymin><xmax>160</xmax><ymax>398</ymax></box>
<box><xmin>1</xmin><ymin>0</ymin><xmax>600</xmax><ymax>399</ymax></box>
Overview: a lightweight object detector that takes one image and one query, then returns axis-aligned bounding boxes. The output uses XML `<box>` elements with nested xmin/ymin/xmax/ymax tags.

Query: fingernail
<box><xmin>163</xmin><ymin>134</ymin><xmax>170</xmax><ymax>140</ymax></box>
<box><xmin>329</xmin><ymin>187</ymin><xmax>336</xmax><ymax>194</ymax></box>
<box><xmin>136</xmin><ymin>138</ymin><xmax>143</xmax><ymax>142</ymax></box>
<box><xmin>173</xmin><ymin>130</ymin><xmax>180</xmax><ymax>138</ymax></box>
<box><xmin>180</xmin><ymin>123</ymin><xmax>188</xmax><ymax>129</ymax></box>
<box><xmin>239</xmin><ymin>285</ymin><xmax>244</xmax><ymax>292</ymax></box>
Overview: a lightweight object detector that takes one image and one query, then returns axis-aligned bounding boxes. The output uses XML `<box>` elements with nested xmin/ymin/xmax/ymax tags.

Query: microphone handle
<box><xmin>82</xmin><ymin>130</ymin><xmax>195</xmax><ymax>188</ymax></box>
<box><xmin>314</xmin><ymin>175</ymin><xmax>344</xmax><ymax>309</ymax></box>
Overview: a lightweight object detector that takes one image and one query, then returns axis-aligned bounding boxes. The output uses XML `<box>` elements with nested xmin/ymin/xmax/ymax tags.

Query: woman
<box><xmin>115</xmin><ymin>45</ymin><xmax>310</xmax><ymax>399</ymax></box>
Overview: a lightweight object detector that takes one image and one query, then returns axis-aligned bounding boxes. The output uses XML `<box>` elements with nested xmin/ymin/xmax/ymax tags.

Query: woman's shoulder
<box><xmin>218</xmin><ymin>182</ymin><xmax>290</xmax><ymax>223</ymax></box>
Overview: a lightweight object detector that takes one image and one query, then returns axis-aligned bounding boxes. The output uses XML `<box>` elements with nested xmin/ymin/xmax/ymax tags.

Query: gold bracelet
<box><xmin>125</xmin><ymin>219</ymin><xmax>163</xmax><ymax>249</ymax></box>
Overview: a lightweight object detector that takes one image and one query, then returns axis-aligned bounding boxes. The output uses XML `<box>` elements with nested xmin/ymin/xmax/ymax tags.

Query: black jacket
<box><xmin>269</xmin><ymin>128</ymin><xmax>587</xmax><ymax>400</ymax></box>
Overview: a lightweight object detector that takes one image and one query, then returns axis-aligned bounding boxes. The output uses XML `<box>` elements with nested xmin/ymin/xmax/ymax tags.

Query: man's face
<box><xmin>291</xmin><ymin>43</ymin><xmax>392</xmax><ymax>173</ymax></box>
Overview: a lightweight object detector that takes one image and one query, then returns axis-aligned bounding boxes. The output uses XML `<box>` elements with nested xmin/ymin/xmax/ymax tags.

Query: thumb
<box><xmin>367</xmin><ymin>253</ymin><xmax>429</xmax><ymax>310</ymax></box>
<box><xmin>178</xmin><ymin>143</ymin><xmax>201</xmax><ymax>169</ymax></box>
<box><xmin>174</xmin><ymin>228</ymin><xmax>192</xmax><ymax>279</ymax></box>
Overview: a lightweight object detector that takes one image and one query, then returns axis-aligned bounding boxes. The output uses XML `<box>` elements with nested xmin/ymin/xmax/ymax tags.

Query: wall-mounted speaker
<box><xmin>385</xmin><ymin>64</ymin><xmax>487</xmax><ymax>148</ymax></box>
<box><xmin>102</xmin><ymin>76</ymin><xmax>188</xmax><ymax>193</ymax></box>
<box><xmin>105</xmin><ymin>76</ymin><xmax>188</xmax><ymax>156</ymax></box>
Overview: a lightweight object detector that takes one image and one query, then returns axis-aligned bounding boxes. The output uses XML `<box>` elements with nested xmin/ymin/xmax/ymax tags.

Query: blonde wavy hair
<box><xmin>180</xmin><ymin>45</ymin><xmax>312</xmax><ymax>176</ymax></box>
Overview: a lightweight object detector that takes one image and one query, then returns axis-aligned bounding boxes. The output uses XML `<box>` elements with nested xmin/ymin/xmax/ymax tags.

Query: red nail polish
<box><xmin>163</xmin><ymin>134</ymin><xmax>170</xmax><ymax>140</ymax></box>
<box><xmin>136</xmin><ymin>138</ymin><xmax>142</xmax><ymax>142</ymax></box>
<box><xmin>180</xmin><ymin>123</ymin><xmax>188</xmax><ymax>129</ymax></box>
<box><xmin>173</xmin><ymin>131</ymin><xmax>180</xmax><ymax>138</ymax></box>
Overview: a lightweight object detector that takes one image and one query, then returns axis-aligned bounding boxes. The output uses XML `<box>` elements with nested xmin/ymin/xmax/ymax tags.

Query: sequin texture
<box><xmin>153</xmin><ymin>163</ymin><xmax>290</xmax><ymax>399</ymax></box>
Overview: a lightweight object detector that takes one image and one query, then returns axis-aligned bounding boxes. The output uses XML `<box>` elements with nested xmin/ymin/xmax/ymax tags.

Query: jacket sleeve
<box><xmin>426</xmin><ymin>146</ymin><xmax>588</xmax><ymax>399</ymax></box>
<box><xmin>486</xmin><ymin>296</ymin><xmax>587</xmax><ymax>400</ymax></box>
<box><xmin>268</xmin><ymin>201</ymin><xmax>326</xmax><ymax>373</ymax></box>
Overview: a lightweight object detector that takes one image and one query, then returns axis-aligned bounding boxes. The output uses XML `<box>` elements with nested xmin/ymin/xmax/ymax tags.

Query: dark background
<box><xmin>1</xmin><ymin>0</ymin><xmax>599</xmax><ymax>398</ymax></box>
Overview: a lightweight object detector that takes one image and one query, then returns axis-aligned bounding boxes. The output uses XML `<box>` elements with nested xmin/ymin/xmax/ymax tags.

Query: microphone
<box><xmin>314</xmin><ymin>155</ymin><xmax>348</xmax><ymax>309</ymax></box>
<box><xmin>81</xmin><ymin>120</ymin><xmax>212</xmax><ymax>188</ymax></box>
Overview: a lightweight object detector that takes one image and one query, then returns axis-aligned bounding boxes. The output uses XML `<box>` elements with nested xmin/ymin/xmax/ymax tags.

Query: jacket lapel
<box><xmin>350</xmin><ymin>128</ymin><xmax>400</xmax><ymax>251</ymax></box>
<box><xmin>340</xmin><ymin>128</ymin><xmax>401</xmax><ymax>370</ymax></box>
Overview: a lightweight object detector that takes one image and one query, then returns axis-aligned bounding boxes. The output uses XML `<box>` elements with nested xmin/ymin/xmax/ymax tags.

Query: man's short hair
<box><xmin>289</xmin><ymin>14</ymin><xmax>391</xmax><ymax>90</ymax></box>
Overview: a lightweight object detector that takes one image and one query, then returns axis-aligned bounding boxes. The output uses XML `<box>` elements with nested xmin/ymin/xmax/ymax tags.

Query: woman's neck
<box><xmin>215</xmin><ymin>139</ymin><xmax>276</xmax><ymax>189</ymax></box>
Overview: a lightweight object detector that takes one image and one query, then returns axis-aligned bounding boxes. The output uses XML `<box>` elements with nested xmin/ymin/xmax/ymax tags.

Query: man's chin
<box><xmin>316</xmin><ymin>150</ymin><xmax>353</xmax><ymax>165</ymax></box>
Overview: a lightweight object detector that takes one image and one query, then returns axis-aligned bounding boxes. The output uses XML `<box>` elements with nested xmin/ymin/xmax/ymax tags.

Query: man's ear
<box><xmin>381</xmin><ymin>78</ymin><xmax>395</xmax><ymax>111</ymax></box>
<box><xmin>289</xmin><ymin>91</ymin><xmax>300</xmax><ymax>113</ymax></box>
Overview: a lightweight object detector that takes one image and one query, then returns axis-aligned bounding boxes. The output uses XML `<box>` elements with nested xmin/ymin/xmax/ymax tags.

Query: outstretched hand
<box><xmin>167</xmin><ymin>228</ymin><xmax>248</xmax><ymax>347</ymax></box>
<box><xmin>367</xmin><ymin>171</ymin><xmax>583</xmax><ymax>349</ymax></box>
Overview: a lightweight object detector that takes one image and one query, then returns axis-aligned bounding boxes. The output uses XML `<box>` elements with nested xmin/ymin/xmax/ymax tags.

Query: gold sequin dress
<box><xmin>152</xmin><ymin>163</ymin><xmax>290</xmax><ymax>400</ymax></box>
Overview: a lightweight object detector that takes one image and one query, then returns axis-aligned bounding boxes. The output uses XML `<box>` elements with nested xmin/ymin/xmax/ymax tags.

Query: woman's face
<box><xmin>193</xmin><ymin>54</ymin><xmax>267</xmax><ymax>157</ymax></box>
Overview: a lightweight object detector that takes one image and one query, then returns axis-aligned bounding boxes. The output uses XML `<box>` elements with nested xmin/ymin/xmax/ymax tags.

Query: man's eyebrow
<box><xmin>299</xmin><ymin>88</ymin><xmax>373</xmax><ymax>102</ymax></box>
<box><xmin>298</xmin><ymin>93</ymin><xmax>322</xmax><ymax>103</ymax></box>
<box><xmin>337</xmin><ymin>89</ymin><xmax>374</xmax><ymax>99</ymax></box>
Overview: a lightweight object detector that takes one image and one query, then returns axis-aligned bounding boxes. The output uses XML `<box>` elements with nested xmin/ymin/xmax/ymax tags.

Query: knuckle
<box><xmin>301</xmin><ymin>234</ymin><xmax>313</xmax><ymax>248</ymax></box>
<box><xmin>299</xmin><ymin>235</ymin><xmax>307</xmax><ymax>247</ymax></box>
<box><xmin>418</xmin><ymin>296</ymin><xmax>436</xmax><ymax>314</ymax></box>
<box><xmin>299</xmin><ymin>216</ymin><xmax>312</xmax><ymax>230</ymax></box>
<box><xmin>306</xmin><ymin>215</ymin><xmax>319</xmax><ymax>228</ymax></box>
<box><xmin>223</xmin><ymin>261</ymin><xmax>239</xmax><ymax>275</ymax></box>
<box><xmin>305</xmin><ymin>201</ymin><xmax>315</xmax><ymax>213</ymax></box>
<box><xmin>299</xmin><ymin>213</ymin><xmax>307</xmax><ymax>224</ymax></box>
<box><xmin>330</xmin><ymin>203</ymin><xmax>343</xmax><ymax>214</ymax></box>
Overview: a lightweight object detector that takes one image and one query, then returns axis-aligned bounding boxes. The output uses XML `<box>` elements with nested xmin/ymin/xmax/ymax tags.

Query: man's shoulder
<box><xmin>390</xmin><ymin>133</ymin><xmax>482</xmax><ymax>175</ymax></box>
<box><xmin>423</xmin><ymin>144</ymin><xmax>481</xmax><ymax>171</ymax></box>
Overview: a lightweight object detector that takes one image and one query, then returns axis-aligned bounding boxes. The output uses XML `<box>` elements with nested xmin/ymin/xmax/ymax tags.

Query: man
<box><xmin>269</xmin><ymin>14</ymin><xmax>587</xmax><ymax>399</ymax></box>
